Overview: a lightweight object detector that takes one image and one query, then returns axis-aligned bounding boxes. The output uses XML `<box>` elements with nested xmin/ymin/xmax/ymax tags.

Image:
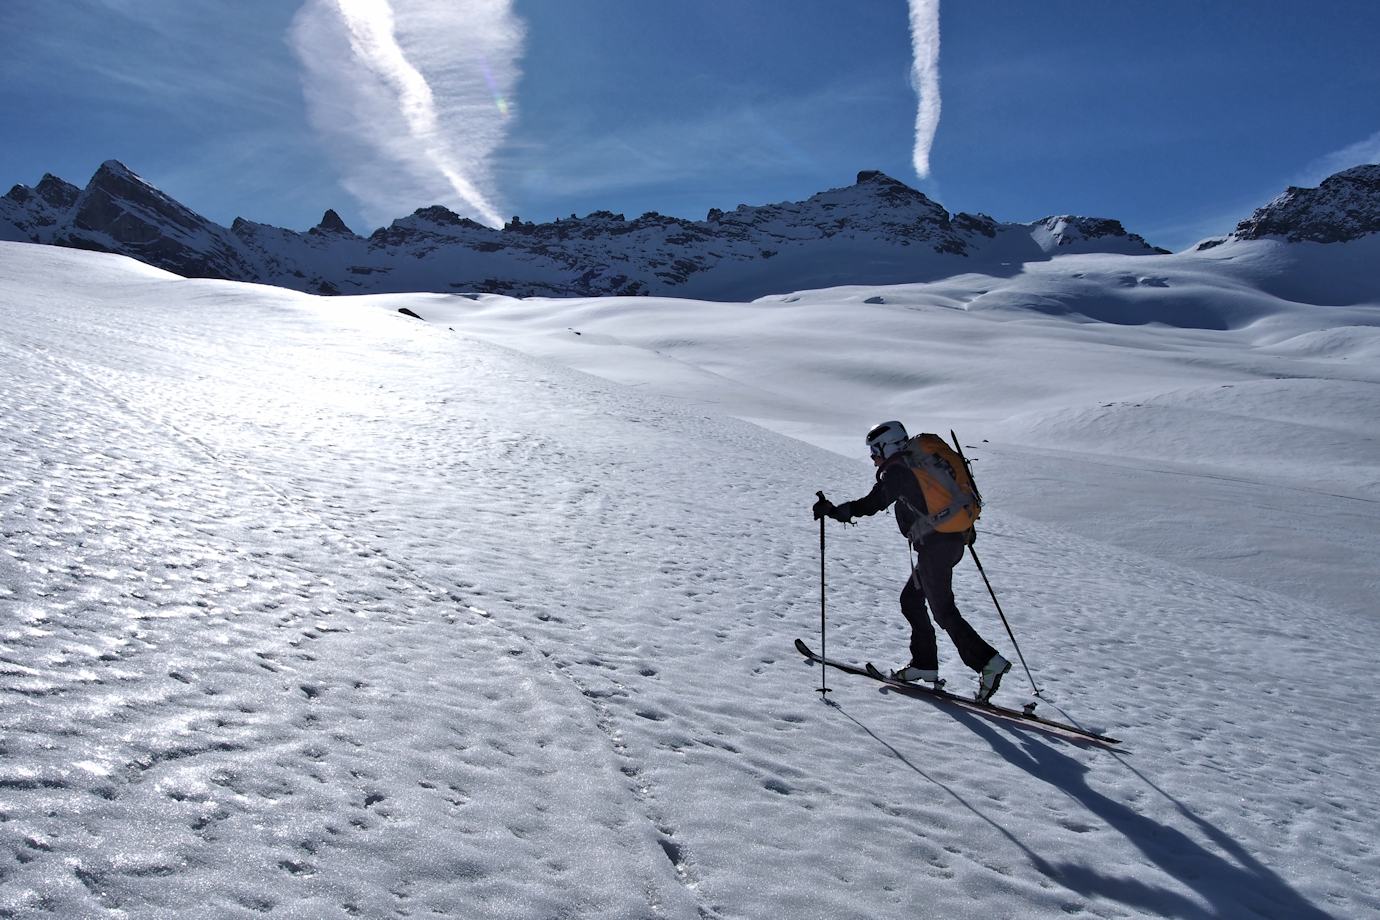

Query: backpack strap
<box><xmin>916</xmin><ymin>452</ymin><xmax>977</xmax><ymax>523</ymax></box>
<box><xmin>900</xmin><ymin>495</ymin><xmax>936</xmax><ymax>545</ymax></box>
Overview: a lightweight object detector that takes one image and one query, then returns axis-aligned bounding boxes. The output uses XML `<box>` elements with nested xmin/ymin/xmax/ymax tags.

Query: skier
<box><xmin>813</xmin><ymin>420</ymin><xmax>1012</xmax><ymax>702</ymax></box>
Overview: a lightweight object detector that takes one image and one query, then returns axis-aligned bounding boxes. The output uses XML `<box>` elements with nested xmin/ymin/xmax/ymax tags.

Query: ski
<box><xmin>794</xmin><ymin>638</ymin><xmax>1121</xmax><ymax>746</ymax></box>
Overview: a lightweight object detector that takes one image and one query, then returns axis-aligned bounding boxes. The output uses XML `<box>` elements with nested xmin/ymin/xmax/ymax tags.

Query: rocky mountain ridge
<box><xmin>1200</xmin><ymin>164</ymin><xmax>1380</xmax><ymax>248</ymax></box>
<box><xmin>4</xmin><ymin>160</ymin><xmax>1371</xmax><ymax>299</ymax></box>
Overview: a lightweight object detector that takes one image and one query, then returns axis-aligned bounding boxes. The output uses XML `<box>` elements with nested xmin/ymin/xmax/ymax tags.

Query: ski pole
<box><xmin>949</xmin><ymin>429</ymin><xmax>983</xmax><ymax>507</ymax></box>
<box><xmin>816</xmin><ymin>491</ymin><xmax>831</xmax><ymax>697</ymax></box>
<box><xmin>946</xmin><ymin>431</ymin><xmax>1041</xmax><ymax>695</ymax></box>
<box><xmin>968</xmin><ymin>545</ymin><xmax>1043</xmax><ymax>697</ymax></box>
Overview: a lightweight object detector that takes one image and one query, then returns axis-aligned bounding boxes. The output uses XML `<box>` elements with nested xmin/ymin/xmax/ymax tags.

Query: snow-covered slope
<box><xmin>2</xmin><ymin>241</ymin><xmax>1377</xmax><ymax>918</ymax></box>
<box><xmin>382</xmin><ymin>234</ymin><xmax>1380</xmax><ymax>619</ymax></box>
<box><xmin>1</xmin><ymin>163</ymin><xmax>1165</xmax><ymax>300</ymax></box>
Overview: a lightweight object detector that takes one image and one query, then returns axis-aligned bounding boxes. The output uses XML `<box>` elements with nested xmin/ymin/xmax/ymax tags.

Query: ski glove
<box><xmin>813</xmin><ymin>495</ymin><xmax>855</xmax><ymax>523</ymax></box>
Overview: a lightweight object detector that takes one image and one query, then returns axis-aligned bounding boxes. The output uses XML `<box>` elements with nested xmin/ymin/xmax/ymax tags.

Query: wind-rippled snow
<box><xmin>1</xmin><ymin>242</ymin><xmax>1377</xmax><ymax>919</ymax></box>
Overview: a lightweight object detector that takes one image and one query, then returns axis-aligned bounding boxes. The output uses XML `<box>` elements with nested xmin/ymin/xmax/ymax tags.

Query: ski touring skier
<box><xmin>813</xmin><ymin>420</ymin><xmax>1012</xmax><ymax>703</ymax></box>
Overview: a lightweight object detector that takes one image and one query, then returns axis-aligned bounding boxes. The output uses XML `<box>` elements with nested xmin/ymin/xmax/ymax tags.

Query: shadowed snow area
<box><xmin>2</xmin><ymin>241</ymin><xmax>1378</xmax><ymax>918</ymax></box>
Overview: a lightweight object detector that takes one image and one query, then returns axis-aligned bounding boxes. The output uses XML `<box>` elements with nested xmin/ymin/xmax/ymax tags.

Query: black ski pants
<box><xmin>900</xmin><ymin>531</ymin><xmax>996</xmax><ymax>673</ymax></box>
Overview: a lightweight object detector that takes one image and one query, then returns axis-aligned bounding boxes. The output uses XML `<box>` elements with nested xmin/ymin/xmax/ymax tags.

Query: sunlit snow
<box><xmin>1</xmin><ymin>239</ymin><xmax>1377</xmax><ymax>918</ymax></box>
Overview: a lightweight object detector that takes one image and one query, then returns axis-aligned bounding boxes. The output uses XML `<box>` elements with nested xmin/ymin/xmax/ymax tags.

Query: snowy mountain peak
<box><xmin>75</xmin><ymin>160</ymin><xmax>199</xmax><ymax>236</ymax></box>
<box><xmin>853</xmin><ymin>168</ymin><xmax>935</xmax><ymax>203</ymax></box>
<box><xmin>94</xmin><ymin>158</ymin><xmax>143</xmax><ymax>183</ymax></box>
<box><xmin>814</xmin><ymin>169</ymin><xmax>947</xmax><ymax>216</ymax></box>
<box><xmin>2</xmin><ymin>174</ymin><xmax>83</xmax><ymax>239</ymax></box>
<box><xmin>1027</xmin><ymin>215</ymin><xmax>1168</xmax><ymax>255</ymax></box>
<box><xmin>1202</xmin><ymin>162</ymin><xmax>1380</xmax><ymax>247</ymax></box>
<box><xmin>35</xmin><ymin>173</ymin><xmax>81</xmax><ymax>210</ymax></box>
<box><xmin>310</xmin><ymin>208</ymin><xmax>358</xmax><ymax>237</ymax></box>
<box><xmin>63</xmin><ymin>159</ymin><xmax>256</xmax><ymax>281</ymax></box>
<box><xmin>856</xmin><ymin>168</ymin><xmax>897</xmax><ymax>184</ymax></box>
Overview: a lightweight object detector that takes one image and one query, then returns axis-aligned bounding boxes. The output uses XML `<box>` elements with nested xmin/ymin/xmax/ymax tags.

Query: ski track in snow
<box><xmin>1</xmin><ymin>244</ymin><xmax>1377</xmax><ymax>919</ymax></box>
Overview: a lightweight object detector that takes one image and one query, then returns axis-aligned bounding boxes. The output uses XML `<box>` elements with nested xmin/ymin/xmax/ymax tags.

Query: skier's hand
<box><xmin>965</xmin><ymin>526</ymin><xmax>977</xmax><ymax>546</ymax></box>
<box><xmin>829</xmin><ymin>501</ymin><xmax>854</xmax><ymax>523</ymax></box>
<box><xmin>812</xmin><ymin>494</ymin><xmax>836</xmax><ymax>520</ymax></box>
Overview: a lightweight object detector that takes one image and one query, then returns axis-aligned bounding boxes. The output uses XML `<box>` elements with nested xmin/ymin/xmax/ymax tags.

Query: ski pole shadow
<box><xmin>824</xmin><ymin>699</ymin><xmax>1050</xmax><ymax>869</ymax></box>
<box><xmin>938</xmin><ymin>706</ymin><xmax>1335</xmax><ymax>920</ymax></box>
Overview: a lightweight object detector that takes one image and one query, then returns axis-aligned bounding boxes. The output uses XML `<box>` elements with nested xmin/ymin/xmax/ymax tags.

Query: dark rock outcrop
<box><xmin>1222</xmin><ymin>164</ymin><xmax>1380</xmax><ymax>245</ymax></box>
<box><xmin>1028</xmin><ymin>215</ymin><xmax>1169</xmax><ymax>255</ymax></box>
<box><xmin>54</xmin><ymin>161</ymin><xmax>257</xmax><ymax>281</ymax></box>
<box><xmin>310</xmin><ymin>209</ymin><xmax>357</xmax><ymax>237</ymax></box>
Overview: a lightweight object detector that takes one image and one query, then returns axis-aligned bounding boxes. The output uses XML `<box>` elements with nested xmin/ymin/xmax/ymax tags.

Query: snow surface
<box><xmin>1</xmin><ymin>239</ymin><xmax>1378</xmax><ymax>919</ymax></box>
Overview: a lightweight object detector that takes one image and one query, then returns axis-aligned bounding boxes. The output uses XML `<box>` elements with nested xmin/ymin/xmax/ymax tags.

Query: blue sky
<box><xmin>3</xmin><ymin>0</ymin><xmax>1378</xmax><ymax>251</ymax></box>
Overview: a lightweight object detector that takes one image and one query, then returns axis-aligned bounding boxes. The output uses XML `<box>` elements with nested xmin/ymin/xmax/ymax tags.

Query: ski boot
<box><xmin>975</xmin><ymin>654</ymin><xmax>1011</xmax><ymax>703</ymax></box>
<box><xmin>891</xmin><ymin>664</ymin><xmax>945</xmax><ymax>690</ymax></box>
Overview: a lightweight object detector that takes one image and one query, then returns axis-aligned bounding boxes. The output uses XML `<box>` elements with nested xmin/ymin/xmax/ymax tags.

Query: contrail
<box><xmin>908</xmin><ymin>0</ymin><xmax>941</xmax><ymax>179</ymax></box>
<box><xmin>291</xmin><ymin>0</ymin><xmax>522</xmax><ymax>228</ymax></box>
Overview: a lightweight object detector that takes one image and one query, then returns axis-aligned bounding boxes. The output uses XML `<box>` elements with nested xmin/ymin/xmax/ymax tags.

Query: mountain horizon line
<box><xmin>9</xmin><ymin>160</ymin><xmax>1167</xmax><ymax>243</ymax></box>
<box><xmin>3</xmin><ymin>159</ymin><xmax>1378</xmax><ymax>301</ymax></box>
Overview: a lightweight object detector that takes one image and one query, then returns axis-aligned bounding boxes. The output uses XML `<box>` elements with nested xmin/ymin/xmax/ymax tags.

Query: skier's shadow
<box><xmin>833</xmin><ymin>697</ymin><xmax>1332</xmax><ymax>920</ymax></box>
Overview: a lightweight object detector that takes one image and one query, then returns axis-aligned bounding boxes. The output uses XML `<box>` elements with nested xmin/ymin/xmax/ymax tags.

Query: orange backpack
<box><xmin>899</xmin><ymin>433</ymin><xmax>982</xmax><ymax>535</ymax></box>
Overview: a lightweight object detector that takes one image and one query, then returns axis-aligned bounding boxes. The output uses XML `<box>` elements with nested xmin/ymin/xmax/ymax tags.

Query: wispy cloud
<box><xmin>498</xmin><ymin>77</ymin><xmax>894</xmax><ymax>210</ymax></box>
<box><xmin>1297</xmin><ymin>129</ymin><xmax>1380</xmax><ymax>186</ymax></box>
<box><xmin>907</xmin><ymin>0</ymin><xmax>941</xmax><ymax>179</ymax></box>
<box><xmin>290</xmin><ymin>0</ymin><xmax>524</xmax><ymax>228</ymax></box>
<box><xmin>6</xmin><ymin>2</ymin><xmax>302</xmax><ymax>120</ymax></box>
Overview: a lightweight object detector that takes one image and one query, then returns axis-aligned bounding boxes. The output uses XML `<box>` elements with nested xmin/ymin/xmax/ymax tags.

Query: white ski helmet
<box><xmin>865</xmin><ymin>420</ymin><xmax>909</xmax><ymax>460</ymax></box>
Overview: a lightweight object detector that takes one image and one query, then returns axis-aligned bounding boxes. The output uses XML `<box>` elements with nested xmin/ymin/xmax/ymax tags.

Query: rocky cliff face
<box><xmin>1</xmin><ymin>160</ymin><xmax>1188</xmax><ymax>299</ymax></box>
<box><xmin>1200</xmin><ymin>164</ymin><xmax>1380</xmax><ymax>249</ymax></box>
<box><xmin>61</xmin><ymin>161</ymin><xmax>259</xmax><ymax>281</ymax></box>
<box><xmin>4</xmin><ymin>161</ymin><xmax>257</xmax><ymax>281</ymax></box>
<box><xmin>1</xmin><ymin>174</ymin><xmax>81</xmax><ymax>241</ymax></box>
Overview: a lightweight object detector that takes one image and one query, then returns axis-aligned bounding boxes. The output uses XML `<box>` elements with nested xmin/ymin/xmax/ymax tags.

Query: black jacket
<box><xmin>837</xmin><ymin>457</ymin><xmax>932</xmax><ymax>543</ymax></box>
